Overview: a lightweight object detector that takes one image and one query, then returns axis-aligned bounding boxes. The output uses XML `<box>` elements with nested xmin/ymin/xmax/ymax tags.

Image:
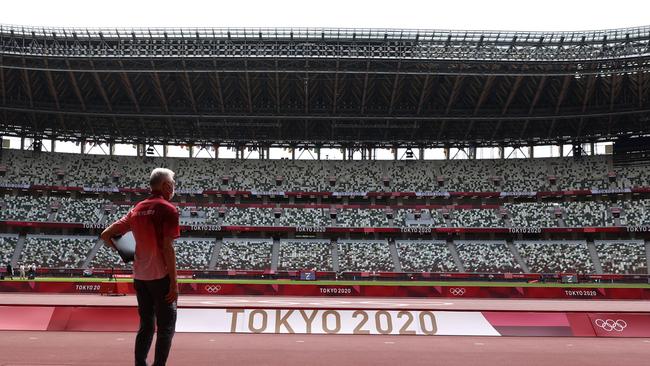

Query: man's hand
<box><xmin>100</xmin><ymin>232</ymin><xmax>116</xmax><ymax>250</ymax></box>
<box><xmin>165</xmin><ymin>282</ymin><xmax>179</xmax><ymax>304</ymax></box>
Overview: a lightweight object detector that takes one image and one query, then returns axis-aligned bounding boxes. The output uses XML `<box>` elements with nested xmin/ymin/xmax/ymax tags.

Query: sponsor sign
<box><xmin>563</xmin><ymin>289</ymin><xmax>601</xmax><ymax>298</ymax></box>
<box><xmin>499</xmin><ymin>191</ymin><xmax>537</xmax><ymax>197</ymax></box>
<box><xmin>83</xmin><ymin>187</ymin><xmax>119</xmax><ymax>193</ymax></box>
<box><xmin>509</xmin><ymin>227</ymin><xmax>542</xmax><ymax>234</ymax></box>
<box><xmin>627</xmin><ymin>226</ymin><xmax>650</xmax><ymax>233</ymax></box>
<box><xmin>590</xmin><ymin>188</ymin><xmax>631</xmax><ymax>195</ymax></box>
<box><xmin>332</xmin><ymin>192</ymin><xmax>368</xmax><ymax>197</ymax></box>
<box><xmin>176</xmin><ymin>189</ymin><xmax>204</xmax><ymax>195</ymax></box>
<box><xmin>74</xmin><ymin>284</ymin><xmax>102</xmax><ymax>293</ymax></box>
<box><xmin>0</xmin><ymin>183</ymin><xmax>30</xmax><ymax>189</ymax></box>
<box><xmin>400</xmin><ymin>227</ymin><xmax>433</xmax><ymax>234</ymax></box>
<box><xmin>82</xmin><ymin>222</ymin><xmax>105</xmax><ymax>229</ymax></box>
<box><xmin>295</xmin><ymin>226</ymin><xmax>327</xmax><ymax>233</ymax></box>
<box><xmin>414</xmin><ymin>191</ymin><xmax>451</xmax><ymax>197</ymax></box>
<box><xmin>251</xmin><ymin>190</ymin><xmax>285</xmax><ymax>196</ymax></box>
<box><xmin>176</xmin><ymin>309</ymin><xmax>500</xmax><ymax>336</ymax></box>
<box><xmin>190</xmin><ymin>224</ymin><xmax>222</xmax><ymax>231</ymax></box>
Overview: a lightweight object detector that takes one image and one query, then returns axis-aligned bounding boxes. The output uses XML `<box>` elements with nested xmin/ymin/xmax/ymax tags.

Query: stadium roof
<box><xmin>1</xmin><ymin>24</ymin><xmax>650</xmax><ymax>147</ymax></box>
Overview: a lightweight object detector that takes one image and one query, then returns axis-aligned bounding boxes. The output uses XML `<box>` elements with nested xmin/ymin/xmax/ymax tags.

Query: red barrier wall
<box><xmin>2</xmin><ymin>281</ymin><xmax>649</xmax><ymax>300</ymax></box>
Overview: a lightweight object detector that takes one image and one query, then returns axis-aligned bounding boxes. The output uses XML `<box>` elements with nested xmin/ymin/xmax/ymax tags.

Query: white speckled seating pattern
<box><xmin>278</xmin><ymin>239</ymin><xmax>333</xmax><ymax>271</ymax></box>
<box><xmin>515</xmin><ymin>240</ymin><xmax>594</xmax><ymax>273</ymax></box>
<box><xmin>216</xmin><ymin>238</ymin><xmax>273</xmax><ymax>270</ymax></box>
<box><xmin>337</xmin><ymin>240</ymin><xmax>394</xmax><ymax>272</ymax></box>
<box><xmin>595</xmin><ymin>240</ymin><xmax>648</xmax><ymax>274</ymax></box>
<box><xmin>455</xmin><ymin>240</ymin><xmax>522</xmax><ymax>273</ymax></box>
<box><xmin>396</xmin><ymin>240</ymin><xmax>457</xmax><ymax>272</ymax></box>
<box><xmin>20</xmin><ymin>235</ymin><xmax>96</xmax><ymax>268</ymax></box>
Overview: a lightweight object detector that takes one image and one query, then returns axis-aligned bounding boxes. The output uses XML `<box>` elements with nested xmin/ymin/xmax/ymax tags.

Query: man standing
<box><xmin>5</xmin><ymin>263</ymin><xmax>12</xmax><ymax>279</ymax></box>
<box><xmin>19</xmin><ymin>263</ymin><xmax>25</xmax><ymax>279</ymax></box>
<box><xmin>101</xmin><ymin>168</ymin><xmax>180</xmax><ymax>366</ymax></box>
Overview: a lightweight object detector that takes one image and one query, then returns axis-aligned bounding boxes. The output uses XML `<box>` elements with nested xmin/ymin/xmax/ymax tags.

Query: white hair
<box><xmin>149</xmin><ymin>168</ymin><xmax>175</xmax><ymax>187</ymax></box>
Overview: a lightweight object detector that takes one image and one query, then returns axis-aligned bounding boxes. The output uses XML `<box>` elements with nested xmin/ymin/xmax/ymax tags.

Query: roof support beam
<box><xmin>89</xmin><ymin>60</ymin><xmax>112</xmax><ymax>112</ymax></box>
<box><xmin>609</xmin><ymin>75</ymin><xmax>621</xmax><ymax>112</ymax></box>
<box><xmin>360</xmin><ymin>61</ymin><xmax>371</xmax><ymax>114</ymax></box>
<box><xmin>445</xmin><ymin>76</ymin><xmax>465</xmax><ymax>115</ymax></box>
<box><xmin>547</xmin><ymin>75</ymin><xmax>572</xmax><ymax>139</ymax></box>
<box><xmin>150</xmin><ymin>62</ymin><xmax>169</xmax><ymax>113</ymax></box>
<box><xmin>210</xmin><ymin>60</ymin><xmax>225</xmax><ymax>113</ymax></box>
<box><xmin>474</xmin><ymin>75</ymin><xmax>496</xmax><ymax>115</ymax></box>
<box><xmin>332</xmin><ymin>59</ymin><xmax>340</xmax><ymax>114</ymax></box>
<box><xmin>275</xmin><ymin>60</ymin><xmax>281</xmax><ymax>114</ymax></box>
<box><xmin>65</xmin><ymin>60</ymin><xmax>86</xmax><ymax>111</ymax></box>
<box><xmin>0</xmin><ymin>55</ymin><xmax>5</xmax><ymax>106</ymax></box>
<box><xmin>388</xmin><ymin>62</ymin><xmax>401</xmax><ymax>114</ymax></box>
<box><xmin>501</xmin><ymin>75</ymin><xmax>523</xmax><ymax>115</ymax></box>
<box><xmin>42</xmin><ymin>59</ymin><xmax>60</xmax><ymax>110</ymax></box>
<box><xmin>304</xmin><ymin>60</ymin><xmax>309</xmax><ymax>115</ymax></box>
<box><xmin>20</xmin><ymin>59</ymin><xmax>34</xmax><ymax>108</ymax></box>
<box><xmin>182</xmin><ymin>60</ymin><xmax>198</xmax><ymax>114</ymax></box>
<box><xmin>555</xmin><ymin>75</ymin><xmax>572</xmax><ymax>114</ymax></box>
<box><xmin>639</xmin><ymin>72</ymin><xmax>646</xmax><ymax>108</ymax></box>
<box><xmin>416</xmin><ymin>74</ymin><xmax>431</xmax><ymax>115</ymax></box>
<box><xmin>118</xmin><ymin>61</ymin><xmax>140</xmax><ymax>113</ymax></box>
<box><xmin>244</xmin><ymin>60</ymin><xmax>253</xmax><ymax>114</ymax></box>
<box><xmin>528</xmin><ymin>76</ymin><xmax>548</xmax><ymax>115</ymax></box>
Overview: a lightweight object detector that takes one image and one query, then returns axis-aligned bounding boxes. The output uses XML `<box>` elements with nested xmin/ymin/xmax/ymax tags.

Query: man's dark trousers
<box><xmin>134</xmin><ymin>276</ymin><xmax>177</xmax><ymax>366</ymax></box>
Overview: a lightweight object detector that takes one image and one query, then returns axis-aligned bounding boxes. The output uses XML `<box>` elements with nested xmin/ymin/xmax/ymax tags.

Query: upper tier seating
<box><xmin>3</xmin><ymin>149</ymin><xmax>650</xmax><ymax>193</ymax></box>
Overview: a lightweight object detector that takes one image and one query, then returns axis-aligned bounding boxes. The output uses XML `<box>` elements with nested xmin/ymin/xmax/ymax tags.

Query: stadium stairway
<box><xmin>645</xmin><ymin>241</ymin><xmax>650</xmax><ymax>275</ymax></box>
<box><xmin>9</xmin><ymin>234</ymin><xmax>26</xmax><ymax>268</ymax></box>
<box><xmin>208</xmin><ymin>239</ymin><xmax>222</xmax><ymax>270</ymax></box>
<box><xmin>447</xmin><ymin>241</ymin><xmax>465</xmax><ymax>272</ymax></box>
<box><xmin>82</xmin><ymin>238</ymin><xmax>105</xmax><ymax>269</ymax></box>
<box><xmin>271</xmin><ymin>239</ymin><xmax>280</xmax><ymax>271</ymax></box>
<box><xmin>586</xmin><ymin>240</ymin><xmax>604</xmax><ymax>274</ymax></box>
<box><xmin>388</xmin><ymin>241</ymin><xmax>403</xmax><ymax>272</ymax></box>
<box><xmin>507</xmin><ymin>241</ymin><xmax>530</xmax><ymax>273</ymax></box>
<box><xmin>331</xmin><ymin>241</ymin><xmax>340</xmax><ymax>273</ymax></box>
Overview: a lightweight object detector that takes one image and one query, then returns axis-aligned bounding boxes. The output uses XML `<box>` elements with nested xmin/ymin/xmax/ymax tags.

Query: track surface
<box><xmin>1</xmin><ymin>293</ymin><xmax>649</xmax><ymax>312</ymax></box>
<box><xmin>1</xmin><ymin>331</ymin><xmax>649</xmax><ymax>366</ymax></box>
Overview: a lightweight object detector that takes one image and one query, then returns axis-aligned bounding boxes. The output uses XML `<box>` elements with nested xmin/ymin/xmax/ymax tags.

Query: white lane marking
<box><xmin>643</xmin><ymin>340</ymin><xmax>650</xmax><ymax>343</ymax></box>
<box><xmin>296</xmin><ymin>340</ymin><xmax>305</xmax><ymax>343</ymax></box>
<box><xmin>209</xmin><ymin>339</ymin><xmax>216</xmax><ymax>342</ymax></box>
<box><xmin>474</xmin><ymin>343</ymin><xmax>485</xmax><ymax>346</ymax></box>
<box><xmin>384</xmin><ymin>341</ymin><xmax>395</xmax><ymax>344</ymax></box>
<box><xmin>566</xmin><ymin>344</ymin><xmax>573</xmax><ymax>347</ymax></box>
<box><xmin>28</xmin><ymin>337</ymin><xmax>38</xmax><ymax>340</ymax></box>
<box><xmin>116</xmin><ymin>338</ymin><xmax>125</xmax><ymax>341</ymax></box>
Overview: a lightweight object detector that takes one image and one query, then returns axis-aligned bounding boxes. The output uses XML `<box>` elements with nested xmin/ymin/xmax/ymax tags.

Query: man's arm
<box><xmin>160</xmin><ymin>236</ymin><xmax>178</xmax><ymax>303</ymax></box>
<box><xmin>100</xmin><ymin>212</ymin><xmax>132</xmax><ymax>249</ymax></box>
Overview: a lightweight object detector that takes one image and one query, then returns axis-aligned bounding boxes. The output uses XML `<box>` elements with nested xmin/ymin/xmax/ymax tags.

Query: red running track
<box><xmin>1</xmin><ymin>331</ymin><xmax>649</xmax><ymax>366</ymax></box>
<box><xmin>2</xmin><ymin>293</ymin><xmax>649</xmax><ymax>312</ymax></box>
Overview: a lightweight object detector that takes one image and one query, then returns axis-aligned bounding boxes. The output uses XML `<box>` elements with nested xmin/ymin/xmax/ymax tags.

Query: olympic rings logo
<box><xmin>449</xmin><ymin>288</ymin><xmax>466</xmax><ymax>296</ymax></box>
<box><xmin>204</xmin><ymin>285</ymin><xmax>222</xmax><ymax>294</ymax></box>
<box><xmin>594</xmin><ymin>319</ymin><xmax>627</xmax><ymax>332</ymax></box>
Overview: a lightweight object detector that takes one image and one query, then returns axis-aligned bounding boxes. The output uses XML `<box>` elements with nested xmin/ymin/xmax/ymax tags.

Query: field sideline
<box><xmin>1</xmin><ymin>277</ymin><xmax>649</xmax><ymax>288</ymax></box>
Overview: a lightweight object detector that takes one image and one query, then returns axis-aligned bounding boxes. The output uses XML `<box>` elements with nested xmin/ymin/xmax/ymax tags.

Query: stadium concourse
<box><xmin>2</xmin><ymin>23</ymin><xmax>650</xmax><ymax>365</ymax></box>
